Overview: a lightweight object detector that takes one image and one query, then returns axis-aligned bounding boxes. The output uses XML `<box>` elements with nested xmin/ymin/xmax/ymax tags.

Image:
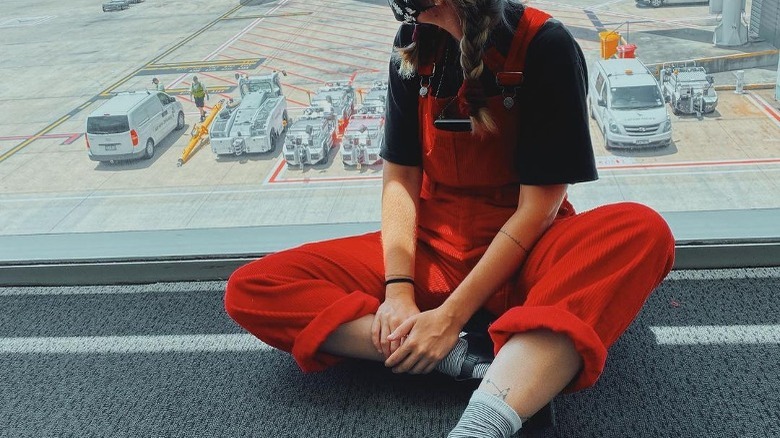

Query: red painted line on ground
<box><xmin>219</xmin><ymin>93</ymin><xmax>233</xmax><ymax>100</ymax></box>
<box><xmin>349</xmin><ymin>71</ymin><xmax>358</xmax><ymax>85</ymax></box>
<box><xmin>230</xmin><ymin>48</ymin><xmax>327</xmax><ymax>84</ymax></box>
<box><xmin>0</xmin><ymin>133</ymin><xmax>83</xmax><ymax>145</ymax></box>
<box><xmin>229</xmin><ymin>44</ymin><xmax>343</xmax><ymax>76</ymax></box>
<box><xmin>271</xmin><ymin>175</ymin><xmax>383</xmax><ymax>184</ymax></box>
<box><xmin>268</xmin><ymin>157</ymin><xmax>780</xmax><ymax>184</ymax></box>
<box><xmin>267</xmin><ymin>158</ymin><xmax>287</xmax><ymax>183</ymax></box>
<box><xmin>284</xmin><ymin>0</ymin><xmax>399</xmax><ymax>27</ymax></box>
<box><xmin>748</xmin><ymin>92</ymin><xmax>780</xmax><ymax>123</ymax></box>
<box><xmin>238</xmin><ymin>38</ymin><xmax>380</xmax><ymax>73</ymax></box>
<box><xmin>252</xmin><ymin>24</ymin><xmax>391</xmax><ymax>55</ymax></box>
<box><xmin>599</xmin><ymin>157</ymin><xmax>780</xmax><ymax>171</ymax></box>
<box><xmin>286</xmin><ymin>97</ymin><xmax>310</xmax><ymax>107</ymax></box>
<box><xmin>282</xmin><ymin>83</ymin><xmax>315</xmax><ymax>95</ymax></box>
<box><xmin>63</xmin><ymin>133</ymin><xmax>83</xmax><ymax>145</ymax></box>
<box><xmin>200</xmin><ymin>71</ymin><xmax>237</xmax><ymax>85</ymax></box>
<box><xmin>246</xmin><ymin>30</ymin><xmax>388</xmax><ymax>62</ymax></box>
<box><xmin>279</xmin><ymin>4</ymin><xmax>398</xmax><ymax>39</ymax></box>
<box><xmin>268</xmin><ymin>15</ymin><xmax>392</xmax><ymax>46</ymax></box>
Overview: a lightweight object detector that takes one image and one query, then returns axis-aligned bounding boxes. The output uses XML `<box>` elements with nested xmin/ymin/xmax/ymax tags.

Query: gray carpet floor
<box><xmin>1</xmin><ymin>268</ymin><xmax>778</xmax><ymax>438</ymax></box>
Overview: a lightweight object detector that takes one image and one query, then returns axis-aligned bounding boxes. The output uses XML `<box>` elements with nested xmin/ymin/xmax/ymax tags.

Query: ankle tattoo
<box><xmin>484</xmin><ymin>378</ymin><xmax>511</xmax><ymax>401</ymax></box>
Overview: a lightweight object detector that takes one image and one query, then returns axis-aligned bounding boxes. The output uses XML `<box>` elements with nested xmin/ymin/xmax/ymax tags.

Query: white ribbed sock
<box><xmin>447</xmin><ymin>390</ymin><xmax>523</xmax><ymax>438</ymax></box>
<box><xmin>435</xmin><ymin>338</ymin><xmax>490</xmax><ymax>379</ymax></box>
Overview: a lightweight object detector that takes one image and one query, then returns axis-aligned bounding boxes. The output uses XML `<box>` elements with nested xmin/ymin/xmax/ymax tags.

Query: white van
<box><xmin>85</xmin><ymin>91</ymin><xmax>185</xmax><ymax>162</ymax></box>
<box><xmin>589</xmin><ymin>58</ymin><xmax>672</xmax><ymax>149</ymax></box>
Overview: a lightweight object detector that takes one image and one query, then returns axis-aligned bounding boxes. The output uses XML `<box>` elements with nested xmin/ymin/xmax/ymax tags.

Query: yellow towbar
<box><xmin>177</xmin><ymin>99</ymin><xmax>224</xmax><ymax>167</ymax></box>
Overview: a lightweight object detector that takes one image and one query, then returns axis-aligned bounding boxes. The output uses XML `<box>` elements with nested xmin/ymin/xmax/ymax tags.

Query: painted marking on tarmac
<box><xmin>583</xmin><ymin>9</ymin><xmax>606</xmax><ymax>32</ymax></box>
<box><xmin>588</xmin><ymin>0</ymin><xmax>629</xmax><ymax>10</ymax></box>
<box><xmin>651</xmin><ymin>325</ymin><xmax>780</xmax><ymax>345</ymax></box>
<box><xmin>0</xmin><ymin>3</ymin><xmax>245</xmax><ymax>163</ymax></box>
<box><xmin>0</xmin><ymin>334</ymin><xmax>271</xmax><ymax>354</ymax></box>
<box><xmin>162</xmin><ymin>86</ymin><xmax>236</xmax><ymax>97</ymax></box>
<box><xmin>0</xmin><ymin>182</ymin><xmax>382</xmax><ymax>204</ymax></box>
<box><xmin>137</xmin><ymin>58</ymin><xmax>264</xmax><ymax>76</ymax></box>
<box><xmin>166</xmin><ymin>0</ymin><xmax>290</xmax><ymax>90</ymax></box>
<box><xmin>0</xmin><ymin>16</ymin><xmax>55</xmax><ymax>28</ymax></box>
<box><xmin>221</xmin><ymin>11</ymin><xmax>312</xmax><ymax>20</ymax></box>
<box><xmin>254</xmin><ymin>22</ymin><xmax>392</xmax><ymax>55</ymax></box>
<box><xmin>597</xmin><ymin>157</ymin><xmax>780</xmax><ymax>170</ymax></box>
<box><xmin>246</xmin><ymin>31</ymin><xmax>387</xmax><ymax>65</ymax></box>
<box><xmin>745</xmin><ymin>92</ymin><xmax>780</xmax><ymax>129</ymax></box>
<box><xmin>227</xmin><ymin>47</ymin><xmax>329</xmax><ymax>84</ymax></box>
<box><xmin>0</xmin><ymin>115</ymin><xmax>71</xmax><ymax>162</ymax></box>
<box><xmin>0</xmin><ymin>133</ymin><xmax>83</xmax><ymax>146</ymax></box>
<box><xmin>537</xmin><ymin>0</ymin><xmax>714</xmax><ymax>30</ymax></box>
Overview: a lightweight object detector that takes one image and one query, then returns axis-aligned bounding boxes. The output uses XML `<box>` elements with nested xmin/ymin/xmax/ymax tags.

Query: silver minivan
<box><xmin>589</xmin><ymin>58</ymin><xmax>672</xmax><ymax>149</ymax></box>
<box><xmin>86</xmin><ymin>91</ymin><xmax>185</xmax><ymax>162</ymax></box>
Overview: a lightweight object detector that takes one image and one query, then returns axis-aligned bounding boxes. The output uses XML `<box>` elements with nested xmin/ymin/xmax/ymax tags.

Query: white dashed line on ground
<box><xmin>650</xmin><ymin>325</ymin><xmax>780</xmax><ymax>345</ymax></box>
<box><xmin>0</xmin><ymin>334</ymin><xmax>270</xmax><ymax>354</ymax></box>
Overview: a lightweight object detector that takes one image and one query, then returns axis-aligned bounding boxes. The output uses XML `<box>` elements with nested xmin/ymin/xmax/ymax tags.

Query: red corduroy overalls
<box><xmin>224</xmin><ymin>7</ymin><xmax>675</xmax><ymax>392</ymax></box>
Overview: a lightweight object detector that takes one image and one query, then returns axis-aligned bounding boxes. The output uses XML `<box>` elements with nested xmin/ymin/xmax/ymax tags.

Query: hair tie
<box><xmin>457</xmin><ymin>78</ymin><xmax>487</xmax><ymax>117</ymax></box>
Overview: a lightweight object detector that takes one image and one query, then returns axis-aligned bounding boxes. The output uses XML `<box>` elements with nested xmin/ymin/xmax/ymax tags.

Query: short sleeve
<box><xmin>516</xmin><ymin>20</ymin><xmax>598</xmax><ymax>185</ymax></box>
<box><xmin>380</xmin><ymin>25</ymin><xmax>423</xmax><ymax>167</ymax></box>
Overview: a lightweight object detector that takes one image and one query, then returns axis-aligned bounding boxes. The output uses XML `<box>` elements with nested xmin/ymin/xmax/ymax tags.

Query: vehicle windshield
<box><xmin>86</xmin><ymin>115</ymin><xmax>130</xmax><ymax>134</ymax></box>
<box><xmin>610</xmin><ymin>85</ymin><xmax>664</xmax><ymax>110</ymax></box>
<box><xmin>247</xmin><ymin>81</ymin><xmax>272</xmax><ymax>93</ymax></box>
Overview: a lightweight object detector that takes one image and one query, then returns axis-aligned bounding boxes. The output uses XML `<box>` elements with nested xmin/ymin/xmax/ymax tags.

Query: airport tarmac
<box><xmin>0</xmin><ymin>0</ymin><xmax>778</xmax><ymax>236</ymax></box>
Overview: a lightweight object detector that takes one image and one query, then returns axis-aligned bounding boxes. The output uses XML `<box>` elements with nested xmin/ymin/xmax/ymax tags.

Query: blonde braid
<box><xmin>393</xmin><ymin>41</ymin><xmax>420</xmax><ymax>80</ymax></box>
<box><xmin>453</xmin><ymin>0</ymin><xmax>504</xmax><ymax>134</ymax></box>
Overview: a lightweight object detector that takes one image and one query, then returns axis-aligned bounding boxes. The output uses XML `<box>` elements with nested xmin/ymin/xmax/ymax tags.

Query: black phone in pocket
<box><xmin>433</xmin><ymin>118</ymin><xmax>472</xmax><ymax>132</ymax></box>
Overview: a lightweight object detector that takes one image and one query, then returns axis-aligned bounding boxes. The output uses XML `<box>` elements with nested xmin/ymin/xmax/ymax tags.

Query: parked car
<box><xmin>102</xmin><ymin>0</ymin><xmax>130</xmax><ymax>12</ymax></box>
<box><xmin>85</xmin><ymin>91</ymin><xmax>185</xmax><ymax>162</ymax></box>
<box><xmin>589</xmin><ymin>58</ymin><xmax>672</xmax><ymax>149</ymax></box>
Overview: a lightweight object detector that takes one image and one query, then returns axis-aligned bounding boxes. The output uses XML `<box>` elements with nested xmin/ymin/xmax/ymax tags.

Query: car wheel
<box><xmin>650</xmin><ymin>0</ymin><xmax>663</xmax><ymax>7</ymax></box>
<box><xmin>602</xmin><ymin>128</ymin><xmax>611</xmax><ymax>150</ymax></box>
<box><xmin>102</xmin><ymin>7</ymin><xmax>107</xmax><ymax>12</ymax></box>
<box><xmin>176</xmin><ymin>111</ymin><xmax>185</xmax><ymax>130</ymax></box>
<box><xmin>589</xmin><ymin>102</ymin><xmax>595</xmax><ymax>120</ymax></box>
<box><xmin>144</xmin><ymin>138</ymin><xmax>154</xmax><ymax>159</ymax></box>
<box><xmin>269</xmin><ymin>130</ymin><xmax>278</xmax><ymax>153</ymax></box>
<box><xmin>317</xmin><ymin>144</ymin><xmax>328</xmax><ymax>165</ymax></box>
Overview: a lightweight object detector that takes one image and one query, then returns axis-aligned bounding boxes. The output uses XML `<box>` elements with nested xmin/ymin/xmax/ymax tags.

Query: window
<box><xmin>86</xmin><ymin>116</ymin><xmax>130</xmax><ymax>134</ymax></box>
<box><xmin>0</xmin><ymin>0</ymin><xmax>777</xmax><ymax>273</ymax></box>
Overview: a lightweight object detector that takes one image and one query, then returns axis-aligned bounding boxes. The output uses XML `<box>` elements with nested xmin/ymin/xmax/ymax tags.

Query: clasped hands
<box><xmin>371</xmin><ymin>295</ymin><xmax>461</xmax><ymax>375</ymax></box>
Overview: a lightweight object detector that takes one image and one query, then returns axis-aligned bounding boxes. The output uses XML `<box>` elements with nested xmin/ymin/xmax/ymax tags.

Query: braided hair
<box><xmin>393</xmin><ymin>0</ymin><xmax>522</xmax><ymax>134</ymax></box>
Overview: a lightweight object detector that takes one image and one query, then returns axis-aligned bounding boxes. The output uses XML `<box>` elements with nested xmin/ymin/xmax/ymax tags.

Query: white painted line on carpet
<box><xmin>0</xmin><ymin>282</ymin><xmax>227</xmax><ymax>296</ymax></box>
<box><xmin>0</xmin><ymin>334</ymin><xmax>271</xmax><ymax>354</ymax></box>
<box><xmin>666</xmin><ymin>267</ymin><xmax>780</xmax><ymax>281</ymax></box>
<box><xmin>651</xmin><ymin>325</ymin><xmax>780</xmax><ymax>345</ymax></box>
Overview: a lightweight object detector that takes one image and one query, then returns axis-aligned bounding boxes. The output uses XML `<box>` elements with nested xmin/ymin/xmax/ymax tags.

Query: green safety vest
<box><xmin>191</xmin><ymin>82</ymin><xmax>206</xmax><ymax>98</ymax></box>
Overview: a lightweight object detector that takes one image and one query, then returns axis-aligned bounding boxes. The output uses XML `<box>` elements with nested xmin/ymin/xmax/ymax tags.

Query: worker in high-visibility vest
<box><xmin>190</xmin><ymin>75</ymin><xmax>209</xmax><ymax>122</ymax></box>
<box><xmin>152</xmin><ymin>77</ymin><xmax>165</xmax><ymax>92</ymax></box>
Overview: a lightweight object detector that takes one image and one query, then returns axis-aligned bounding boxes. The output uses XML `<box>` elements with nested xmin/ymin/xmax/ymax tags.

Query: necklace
<box><xmin>434</xmin><ymin>43</ymin><xmax>459</xmax><ymax>120</ymax></box>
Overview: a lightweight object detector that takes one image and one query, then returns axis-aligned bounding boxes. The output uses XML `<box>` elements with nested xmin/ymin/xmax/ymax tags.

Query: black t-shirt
<box><xmin>380</xmin><ymin>8</ymin><xmax>598</xmax><ymax>185</ymax></box>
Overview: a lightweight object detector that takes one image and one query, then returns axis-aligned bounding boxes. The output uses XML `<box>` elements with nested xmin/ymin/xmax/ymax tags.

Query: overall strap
<box><xmin>505</xmin><ymin>6</ymin><xmax>552</xmax><ymax>73</ymax></box>
<box><xmin>483</xmin><ymin>7</ymin><xmax>552</xmax><ymax>87</ymax></box>
<box><xmin>417</xmin><ymin>27</ymin><xmax>448</xmax><ymax>76</ymax></box>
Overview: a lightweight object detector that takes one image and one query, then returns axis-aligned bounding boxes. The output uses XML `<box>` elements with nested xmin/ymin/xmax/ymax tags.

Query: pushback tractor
<box><xmin>209</xmin><ymin>72</ymin><xmax>289</xmax><ymax>156</ymax></box>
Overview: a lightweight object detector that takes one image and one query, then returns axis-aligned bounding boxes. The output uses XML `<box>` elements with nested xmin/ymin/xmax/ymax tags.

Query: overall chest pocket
<box><xmin>422</xmin><ymin>124</ymin><xmax>519</xmax><ymax>187</ymax></box>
